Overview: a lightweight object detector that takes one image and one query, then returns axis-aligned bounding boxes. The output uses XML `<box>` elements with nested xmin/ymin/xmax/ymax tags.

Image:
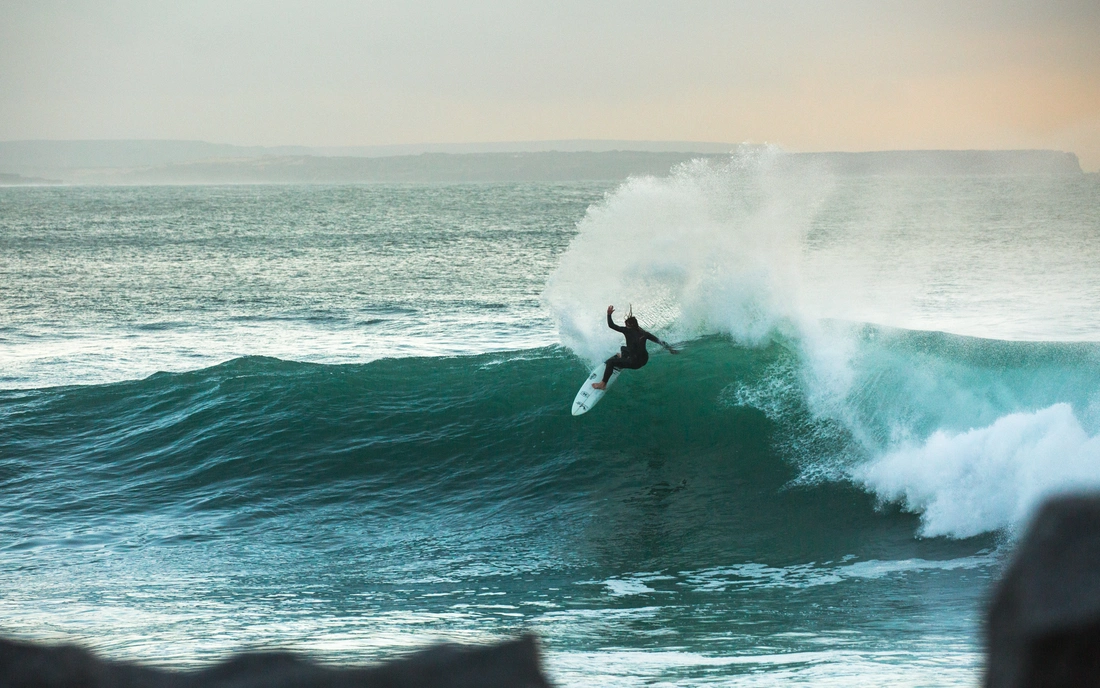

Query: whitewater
<box><xmin>1</xmin><ymin>152</ymin><xmax>1098</xmax><ymax>686</ymax></box>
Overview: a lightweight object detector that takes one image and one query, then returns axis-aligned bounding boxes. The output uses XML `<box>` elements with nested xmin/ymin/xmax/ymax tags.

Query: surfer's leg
<box><xmin>592</xmin><ymin>356</ymin><xmax>621</xmax><ymax>390</ymax></box>
<box><xmin>601</xmin><ymin>361</ymin><xmax>617</xmax><ymax>383</ymax></box>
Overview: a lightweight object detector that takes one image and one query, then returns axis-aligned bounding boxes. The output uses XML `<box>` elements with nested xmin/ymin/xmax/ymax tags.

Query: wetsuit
<box><xmin>601</xmin><ymin>312</ymin><xmax>668</xmax><ymax>384</ymax></box>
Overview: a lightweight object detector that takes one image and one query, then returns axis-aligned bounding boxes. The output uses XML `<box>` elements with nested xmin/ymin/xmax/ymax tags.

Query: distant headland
<box><xmin>0</xmin><ymin>171</ymin><xmax>62</xmax><ymax>186</ymax></box>
<box><xmin>0</xmin><ymin>140</ymin><xmax>1084</xmax><ymax>185</ymax></box>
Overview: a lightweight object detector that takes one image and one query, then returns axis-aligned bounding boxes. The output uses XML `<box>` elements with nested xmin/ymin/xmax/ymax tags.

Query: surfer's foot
<box><xmin>592</xmin><ymin>382</ymin><xmax>606</xmax><ymax>390</ymax></box>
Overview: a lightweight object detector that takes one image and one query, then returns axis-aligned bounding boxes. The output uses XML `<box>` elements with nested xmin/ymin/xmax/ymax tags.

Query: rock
<box><xmin>986</xmin><ymin>493</ymin><xmax>1100</xmax><ymax>687</ymax></box>
<box><xmin>0</xmin><ymin>633</ymin><xmax>551</xmax><ymax>688</ymax></box>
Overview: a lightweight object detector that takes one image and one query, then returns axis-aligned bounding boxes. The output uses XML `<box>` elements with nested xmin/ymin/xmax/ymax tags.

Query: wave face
<box><xmin>3</xmin><ymin>345</ymin><xmax>795</xmax><ymax>563</ymax></box>
<box><xmin>5</xmin><ymin>331</ymin><xmax>1099</xmax><ymax>555</ymax></box>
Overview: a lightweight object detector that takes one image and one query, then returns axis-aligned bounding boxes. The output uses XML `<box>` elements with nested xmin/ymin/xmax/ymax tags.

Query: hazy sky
<box><xmin>3</xmin><ymin>0</ymin><xmax>1099</xmax><ymax>168</ymax></box>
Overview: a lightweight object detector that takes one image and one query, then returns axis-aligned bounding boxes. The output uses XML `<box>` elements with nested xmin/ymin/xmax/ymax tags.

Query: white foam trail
<box><xmin>682</xmin><ymin>554</ymin><xmax>995</xmax><ymax>591</ymax></box>
<box><xmin>856</xmin><ymin>403</ymin><xmax>1100</xmax><ymax>538</ymax></box>
<box><xmin>543</xmin><ymin>147</ymin><xmax>829</xmax><ymax>365</ymax></box>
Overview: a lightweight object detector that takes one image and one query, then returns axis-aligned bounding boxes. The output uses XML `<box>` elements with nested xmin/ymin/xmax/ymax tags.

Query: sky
<box><xmin>2</xmin><ymin>0</ymin><xmax>1099</xmax><ymax>169</ymax></box>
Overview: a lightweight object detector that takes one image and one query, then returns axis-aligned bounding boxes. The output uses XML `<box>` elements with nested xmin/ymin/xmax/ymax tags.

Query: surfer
<box><xmin>592</xmin><ymin>305</ymin><xmax>677</xmax><ymax>390</ymax></box>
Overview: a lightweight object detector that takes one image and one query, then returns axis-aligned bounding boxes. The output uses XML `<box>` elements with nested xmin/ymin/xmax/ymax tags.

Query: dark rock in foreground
<box><xmin>986</xmin><ymin>494</ymin><xmax>1100</xmax><ymax>688</ymax></box>
<box><xmin>0</xmin><ymin>633</ymin><xmax>550</xmax><ymax>688</ymax></box>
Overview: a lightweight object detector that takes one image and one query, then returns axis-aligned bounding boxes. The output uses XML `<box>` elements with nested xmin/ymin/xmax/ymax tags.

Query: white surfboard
<box><xmin>571</xmin><ymin>364</ymin><xmax>620</xmax><ymax>416</ymax></box>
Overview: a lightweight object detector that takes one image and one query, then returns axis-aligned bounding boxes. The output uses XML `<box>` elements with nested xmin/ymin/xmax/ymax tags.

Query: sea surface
<box><xmin>2</xmin><ymin>152</ymin><xmax>1099</xmax><ymax>686</ymax></box>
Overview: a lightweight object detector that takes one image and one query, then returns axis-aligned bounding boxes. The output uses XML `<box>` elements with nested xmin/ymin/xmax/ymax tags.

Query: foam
<box><xmin>856</xmin><ymin>403</ymin><xmax>1100</xmax><ymax>538</ymax></box>
<box><xmin>543</xmin><ymin>147</ymin><xmax>829</xmax><ymax>365</ymax></box>
<box><xmin>681</xmin><ymin>554</ymin><xmax>995</xmax><ymax>592</ymax></box>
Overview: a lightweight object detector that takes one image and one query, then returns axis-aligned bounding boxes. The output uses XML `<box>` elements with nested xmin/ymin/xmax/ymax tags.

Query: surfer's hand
<box><xmin>607</xmin><ymin>305</ymin><xmax>614</xmax><ymax>314</ymax></box>
<box><xmin>669</xmin><ymin>348</ymin><xmax>680</xmax><ymax>355</ymax></box>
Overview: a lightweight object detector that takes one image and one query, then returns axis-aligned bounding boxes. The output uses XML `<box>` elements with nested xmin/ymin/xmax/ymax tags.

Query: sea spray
<box><xmin>542</xmin><ymin>146</ymin><xmax>831</xmax><ymax>365</ymax></box>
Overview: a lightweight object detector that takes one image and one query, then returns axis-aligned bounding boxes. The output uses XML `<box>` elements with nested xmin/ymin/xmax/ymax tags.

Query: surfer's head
<box><xmin>625</xmin><ymin>304</ymin><xmax>638</xmax><ymax>328</ymax></box>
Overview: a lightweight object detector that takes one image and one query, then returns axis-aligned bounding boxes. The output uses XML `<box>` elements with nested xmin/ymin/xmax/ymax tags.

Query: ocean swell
<box><xmin>5</xmin><ymin>330</ymin><xmax>1100</xmax><ymax>546</ymax></box>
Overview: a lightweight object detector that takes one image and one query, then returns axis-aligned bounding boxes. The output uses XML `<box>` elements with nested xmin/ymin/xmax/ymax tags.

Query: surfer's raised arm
<box><xmin>606</xmin><ymin>305</ymin><xmax>626</xmax><ymax>333</ymax></box>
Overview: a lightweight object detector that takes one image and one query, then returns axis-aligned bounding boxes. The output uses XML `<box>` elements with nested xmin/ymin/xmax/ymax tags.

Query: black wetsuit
<box><xmin>602</xmin><ymin>312</ymin><xmax>666</xmax><ymax>384</ymax></box>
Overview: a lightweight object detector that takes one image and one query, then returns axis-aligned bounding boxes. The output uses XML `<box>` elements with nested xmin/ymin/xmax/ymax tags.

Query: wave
<box><xmin>0</xmin><ymin>344</ymin><xmax>770</xmax><ymax>515</ymax></box>
<box><xmin>4</xmin><ymin>327</ymin><xmax>1100</xmax><ymax>549</ymax></box>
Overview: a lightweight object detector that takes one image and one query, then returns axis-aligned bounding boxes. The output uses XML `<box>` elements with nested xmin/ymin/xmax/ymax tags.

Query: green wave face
<box><xmin>6</xmin><ymin>330</ymin><xmax>1099</xmax><ymax>557</ymax></box>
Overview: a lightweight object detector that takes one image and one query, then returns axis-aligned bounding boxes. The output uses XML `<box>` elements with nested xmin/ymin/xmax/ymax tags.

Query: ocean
<box><xmin>2</xmin><ymin>151</ymin><xmax>1099</xmax><ymax>686</ymax></box>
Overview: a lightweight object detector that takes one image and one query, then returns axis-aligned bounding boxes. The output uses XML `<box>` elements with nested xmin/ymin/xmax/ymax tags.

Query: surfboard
<box><xmin>571</xmin><ymin>364</ymin><xmax>620</xmax><ymax>416</ymax></box>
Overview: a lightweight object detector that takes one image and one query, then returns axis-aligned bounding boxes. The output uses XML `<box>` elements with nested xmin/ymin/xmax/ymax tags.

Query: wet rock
<box><xmin>986</xmin><ymin>493</ymin><xmax>1100</xmax><ymax>687</ymax></box>
<box><xmin>0</xmin><ymin>633</ymin><xmax>551</xmax><ymax>688</ymax></box>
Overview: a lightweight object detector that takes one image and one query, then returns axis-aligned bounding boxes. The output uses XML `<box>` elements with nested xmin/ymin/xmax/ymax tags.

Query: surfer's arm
<box><xmin>647</xmin><ymin>331</ymin><xmax>679</xmax><ymax>354</ymax></box>
<box><xmin>607</xmin><ymin>307</ymin><xmax>626</xmax><ymax>333</ymax></box>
